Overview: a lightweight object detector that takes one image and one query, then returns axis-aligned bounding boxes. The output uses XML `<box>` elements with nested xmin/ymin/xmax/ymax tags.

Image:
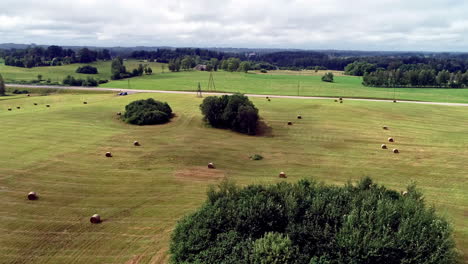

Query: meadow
<box><xmin>3</xmin><ymin>60</ymin><xmax>468</xmax><ymax>103</ymax></box>
<box><xmin>0</xmin><ymin>90</ymin><xmax>466</xmax><ymax>263</ymax></box>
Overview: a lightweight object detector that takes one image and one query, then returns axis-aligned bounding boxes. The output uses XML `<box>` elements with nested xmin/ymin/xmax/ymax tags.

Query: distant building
<box><xmin>194</xmin><ymin>64</ymin><xmax>207</xmax><ymax>71</ymax></box>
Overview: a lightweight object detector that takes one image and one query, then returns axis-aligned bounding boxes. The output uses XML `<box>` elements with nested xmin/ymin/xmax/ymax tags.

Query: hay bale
<box><xmin>117</xmin><ymin>112</ymin><xmax>122</xmax><ymax>116</ymax></box>
<box><xmin>388</xmin><ymin>137</ymin><xmax>394</xmax><ymax>142</ymax></box>
<box><xmin>266</xmin><ymin>96</ymin><xmax>269</xmax><ymax>99</ymax></box>
<box><xmin>90</xmin><ymin>214</ymin><xmax>101</xmax><ymax>224</ymax></box>
<box><xmin>8</xmin><ymin>108</ymin><xmax>12</xmax><ymax>111</ymax></box>
<box><xmin>381</xmin><ymin>144</ymin><xmax>387</xmax><ymax>149</ymax></box>
<box><xmin>393</xmin><ymin>148</ymin><xmax>399</xmax><ymax>154</ymax></box>
<box><xmin>287</xmin><ymin>121</ymin><xmax>293</xmax><ymax>125</ymax></box>
<box><xmin>279</xmin><ymin>172</ymin><xmax>287</xmax><ymax>178</ymax></box>
<box><xmin>297</xmin><ymin>115</ymin><xmax>302</xmax><ymax>119</ymax></box>
<box><xmin>46</xmin><ymin>104</ymin><xmax>50</xmax><ymax>107</ymax></box>
<box><xmin>383</xmin><ymin>126</ymin><xmax>388</xmax><ymax>130</ymax></box>
<box><xmin>339</xmin><ymin>97</ymin><xmax>343</xmax><ymax>100</ymax></box>
<box><xmin>27</xmin><ymin>192</ymin><xmax>38</xmax><ymax>200</ymax></box>
<box><xmin>83</xmin><ymin>102</ymin><xmax>88</xmax><ymax>104</ymax></box>
<box><xmin>334</xmin><ymin>99</ymin><xmax>338</xmax><ymax>102</ymax></box>
<box><xmin>33</xmin><ymin>103</ymin><xmax>38</xmax><ymax>106</ymax></box>
<box><xmin>208</xmin><ymin>162</ymin><xmax>215</xmax><ymax>169</ymax></box>
<box><xmin>267</xmin><ymin>98</ymin><xmax>271</xmax><ymax>102</ymax></box>
<box><xmin>16</xmin><ymin>106</ymin><xmax>21</xmax><ymax>109</ymax></box>
<box><xmin>133</xmin><ymin>141</ymin><xmax>140</xmax><ymax>146</ymax></box>
<box><xmin>340</xmin><ymin>101</ymin><xmax>343</xmax><ymax>103</ymax></box>
<box><xmin>105</xmin><ymin>152</ymin><xmax>112</xmax><ymax>157</ymax></box>
<box><xmin>27</xmin><ymin>94</ymin><xmax>30</xmax><ymax>97</ymax></box>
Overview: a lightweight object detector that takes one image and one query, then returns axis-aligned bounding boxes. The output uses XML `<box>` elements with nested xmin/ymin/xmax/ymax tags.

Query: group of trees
<box><xmin>62</xmin><ymin>75</ymin><xmax>99</xmax><ymax>87</ymax></box>
<box><xmin>170</xmin><ymin>178</ymin><xmax>457</xmax><ymax>263</ymax></box>
<box><xmin>363</xmin><ymin>69</ymin><xmax>468</xmax><ymax>88</ymax></box>
<box><xmin>200</xmin><ymin>94</ymin><xmax>259</xmax><ymax>135</ymax></box>
<box><xmin>0</xmin><ymin>73</ymin><xmax>5</xmax><ymax>96</ymax></box>
<box><xmin>2</xmin><ymin>45</ymin><xmax>111</xmax><ymax>68</ymax></box>
<box><xmin>76</xmin><ymin>65</ymin><xmax>98</xmax><ymax>74</ymax></box>
<box><xmin>110</xmin><ymin>57</ymin><xmax>152</xmax><ymax>80</ymax></box>
<box><xmin>321</xmin><ymin>72</ymin><xmax>334</xmax><ymax>82</ymax></box>
<box><xmin>123</xmin><ymin>98</ymin><xmax>173</xmax><ymax>125</ymax></box>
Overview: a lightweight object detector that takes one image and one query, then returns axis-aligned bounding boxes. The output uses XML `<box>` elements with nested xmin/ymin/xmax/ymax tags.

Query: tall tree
<box><xmin>0</xmin><ymin>73</ymin><xmax>5</xmax><ymax>96</ymax></box>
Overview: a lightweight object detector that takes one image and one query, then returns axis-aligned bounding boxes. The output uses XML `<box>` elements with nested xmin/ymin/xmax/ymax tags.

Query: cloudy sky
<box><xmin>1</xmin><ymin>0</ymin><xmax>467</xmax><ymax>51</ymax></box>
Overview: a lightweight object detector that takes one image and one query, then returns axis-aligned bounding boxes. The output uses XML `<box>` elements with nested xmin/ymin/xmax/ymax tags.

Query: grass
<box><xmin>3</xmin><ymin>60</ymin><xmax>468</xmax><ymax>103</ymax></box>
<box><xmin>0</xmin><ymin>91</ymin><xmax>466</xmax><ymax>263</ymax></box>
<box><xmin>0</xmin><ymin>60</ymin><xmax>165</xmax><ymax>83</ymax></box>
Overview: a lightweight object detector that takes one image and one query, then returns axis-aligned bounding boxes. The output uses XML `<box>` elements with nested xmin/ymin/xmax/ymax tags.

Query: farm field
<box><xmin>0</xmin><ymin>90</ymin><xmax>467</xmax><ymax>263</ymax></box>
<box><xmin>3</xmin><ymin>60</ymin><xmax>468</xmax><ymax>103</ymax></box>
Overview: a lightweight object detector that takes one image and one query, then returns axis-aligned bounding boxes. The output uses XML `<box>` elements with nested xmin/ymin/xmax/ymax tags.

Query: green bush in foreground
<box><xmin>170</xmin><ymin>178</ymin><xmax>457</xmax><ymax>264</ymax></box>
<box><xmin>123</xmin><ymin>98</ymin><xmax>173</xmax><ymax>125</ymax></box>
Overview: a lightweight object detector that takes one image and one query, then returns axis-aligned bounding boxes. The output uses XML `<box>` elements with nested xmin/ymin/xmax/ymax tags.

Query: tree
<box><xmin>161</xmin><ymin>64</ymin><xmax>166</xmax><ymax>73</ymax></box>
<box><xmin>123</xmin><ymin>98</ymin><xmax>173</xmax><ymax>125</ymax></box>
<box><xmin>37</xmin><ymin>74</ymin><xmax>43</xmax><ymax>81</ymax></box>
<box><xmin>321</xmin><ymin>72</ymin><xmax>334</xmax><ymax>82</ymax></box>
<box><xmin>0</xmin><ymin>73</ymin><xmax>5</xmax><ymax>96</ymax></box>
<box><xmin>238</xmin><ymin>61</ymin><xmax>251</xmax><ymax>73</ymax></box>
<box><xmin>76</xmin><ymin>65</ymin><xmax>98</xmax><ymax>74</ymax></box>
<box><xmin>181</xmin><ymin>56</ymin><xmax>195</xmax><ymax>70</ymax></box>
<box><xmin>170</xmin><ymin>178</ymin><xmax>457</xmax><ymax>264</ymax></box>
<box><xmin>168</xmin><ymin>59</ymin><xmax>181</xmax><ymax>72</ymax></box>
<box><xmin>227</xmin><ymin>58</ymin><xmax>241</xmax><ymax>72</ymax></box>
<box><xmin>111</xmin><ymin>57</ymin><xmax>127</xmax><ymax>80</ymax></box>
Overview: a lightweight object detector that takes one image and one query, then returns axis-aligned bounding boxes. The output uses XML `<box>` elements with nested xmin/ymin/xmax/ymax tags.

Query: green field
<box><xmin>0</xmin><ymin>90</ymin><xmax>466</xmax><ymax>263</ymax></box>
<box><xmin>3</xmin><ymin>60</ymin><xmax>468</xmax><ymax>103</ymax></box>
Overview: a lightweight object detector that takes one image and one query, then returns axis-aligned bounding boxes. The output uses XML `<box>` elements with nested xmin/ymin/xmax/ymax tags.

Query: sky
<box><xmin>1</xmin><ymin>0</ymin><xmax>468</xmax><ymax>51</ymax></box>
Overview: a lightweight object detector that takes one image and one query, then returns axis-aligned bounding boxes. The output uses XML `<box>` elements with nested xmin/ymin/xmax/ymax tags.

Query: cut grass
<box><xmin>0</xmin><ymin>92</ymin><xmax>466</xmax><ymax>263</ymax></box>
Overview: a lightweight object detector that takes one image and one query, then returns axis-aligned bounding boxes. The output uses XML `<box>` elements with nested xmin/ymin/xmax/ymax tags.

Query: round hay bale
<box><xmin>83</xmin><ymin>101</ymin><xmax>88</xmax><ymax>104</ymax></box>
<box><xmin>334</xmin><ymin>99</ymin><xmax>338</xmax><ymax>102</ymax></box>
<box><xmin>33</xmin><ymin>103</ymin><xmax>38</xmax><ymax>106</ymax></box>
<box><xmin>16</xmin><ymin>106</ymin><xmax>21</xmax><ymax>109</ymax></box>
<box><xmin>267</xmin><ymin>98</ymin><xmax>271</xmax><ymax>102</ymax></box>
<box><xmin>208</xmin><ymin>162</ymin><xmax>215</xmax><ymax>169</ymax></box>
<box><xmin>393</xmin><ymin>148</ymin><xmax>399</xmax><ymax>154</ymax></box>
<box><xmin>279</xmin><ymin>172</ymin><xmax>287</xmax><ymax>178</ymax></box>
<box><xmin>8</xmin><ymin>108</ymin><xmax>12</xmax><ymax>111</ymax></box>
<box><xmin>287</xmin><ymin>121</ymin><xmax>293</xmax><ymax>125</ymax></box>
<box><xmin>27</xmin><ymin>192</ymin><xmax>38</xmax><ymax>200</ymax></box>
<box><xmin>90</xmin><ymin>214</ymin><xmax>101</xmax><ymax>224</ymax></box>
<box><xmin>133</xmin><ymin>141</ymin><xmax>140</xmax><ymax>146</ymax></box>
<box><xmin>266</xmin><ymin>96</ymin><xmax>269</xmax><ymax>99</ymax></box>
<box><xmin>339</xmin><ymin>97</ymin><xmax>343</xmax><ymax>100</ymax></box>
<box><xmin>381</xmin><ymin>144</ymin><xmax>387</xmax><ymax>149</ymax></box>
<box><xmin>383</xmin><ymin>126</ymin><xmax>388</xmax><ymax>130</ymax></box>
<box><xmin>27</xmin><ymin>94</ymin><xmax>30</xmax><ymax>97</ymax></box>
<box><xmin>388</xmin><ymin>137</ymin><xmax>394</xmax><ymax>143</ymax></box>
<box><xmin>105</xmin><ymin>152</ymin><xmax>112</xmax><ymax>157</ymax></box>
<box><xmin>46</xmin><ymin>104</ymin><xmax>50</xmax><ymax>108</ymax></box>
<box><xmin>297</xmin><ymin>115</ymin><xmax>302</xmax><ymax>119</ymax></box>
<box><xmin>340</xmin><ymin>100</ymin><xmax>343</xmax><ymax>103</ymax></box>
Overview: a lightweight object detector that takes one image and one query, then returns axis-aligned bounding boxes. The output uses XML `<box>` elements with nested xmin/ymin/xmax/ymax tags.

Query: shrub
<box><xmin>123</xmin><ymin>98</ymin><xmax>173</xmax><ymax>125</ymax></box>
<box><xmin>12</xmin><ymin>89</ymin><xmax>29</xmax><ymax>94</ymax></box>
<box><xmin>260</xmin><ymin>69</ymin><xmax>268</xmax><ymax>73</ymax></box>
<box><xmin>76</xmin><ymin>65</ymin><xmax>98</xmax><ymax>74</ymax></box>
<box><xmin>200</xmin><ymin>94</ymin><xmax>259</xmax><ymax>135</ymax></box>
<box><xmin>321</xmin><ymin>72</ymin><xmax>334</xmax><ymax>82</ymax></box>
<box><xmin>62</xmin><ymin>75</ymin><xmax>98</xmax><ymax>87</ymax></box>
<box><xmin>170</xmin><ymin>178</ymin><xmax>457</xmax><ymax>264</ymax></box>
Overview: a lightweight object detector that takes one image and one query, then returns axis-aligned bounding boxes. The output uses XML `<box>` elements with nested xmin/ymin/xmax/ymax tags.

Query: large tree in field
<box><xmin>0</xmin><ymin>73</ymin><xmax>5</xmax><ymax>95</ymax></box>
<box><xmin>111</xmin><ymin>57</ymin><xmax>127</xmax><ymax>80</ymax></box>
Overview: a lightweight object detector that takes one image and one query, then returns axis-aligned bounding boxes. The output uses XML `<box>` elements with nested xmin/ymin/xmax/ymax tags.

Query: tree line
<box><xmin>363</xmin><ymin>69</ymin><xmax>468</xmax><ymax>88</ymax></box>
<box><xmin>1</xmin><ymin>45</ymin><xmax>111</xmax><ymax>68</ymax></box>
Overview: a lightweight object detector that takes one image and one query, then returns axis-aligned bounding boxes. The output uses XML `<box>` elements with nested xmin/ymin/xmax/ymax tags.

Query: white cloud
<box><xmin>0</xmin><ymin>0</ymin><xmax>467</xmax><ymax>51</ymax></box>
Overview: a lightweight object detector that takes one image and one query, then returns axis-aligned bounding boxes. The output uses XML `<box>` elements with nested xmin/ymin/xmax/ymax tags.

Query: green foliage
<box><xmin>321</xmin><ymin>72</ymin><xmax>334</xmax><ymax>82</ymax></box>
<box><xmin>0</xmin><ymin>73</ymin><xmax>5</xmax><ymax>95</ymax></box>
<box><xmin>238</xmin><ymin>61</ymin><xmax>251</xmax><ymax>73</ymax></box>
<box><xmin>111</xmin><ymin>57</ymin><xmax>127</xmax><ymax>80</ymax></box>
<box><xmin>62</xmin><ymin>75</ymin><xmax>98</xmax><ymax>87</ymax></box>
<box><xmin>251</xmin><ymin>232</ymin><xmax>297</xmax><ymax>264</ymax></box>
<box><xmin>260</xmin><ymin>69</ymin><xmax>268</xmax><ymax>73</ymax></box>
<box><xmin>169</xmin><ymin>58</ymin><xmax>181</xmax><ymax>72</ymax></box>
<box><xmin>170</xmin><ymin>178</ymin><xmax>457</xmax><ymax>264</ymax></box>
<box><xmin>345</xmin><ymin>61</ymin><xmax>377</xmax><ymax>76</ymax></box>
<box><xmin>124</xmin><ymin>98</ymin><xmax>173</xmax><ymax>125</ymax></box>
<box><xmin>200</xmin><ymin>94</ymin><xmax>259</xmax><ymax>135</ymax></box>
<box><xmin>76</xmin><ymin>65</ymin><xmax>98</xmax><ymax>74</ymax></box>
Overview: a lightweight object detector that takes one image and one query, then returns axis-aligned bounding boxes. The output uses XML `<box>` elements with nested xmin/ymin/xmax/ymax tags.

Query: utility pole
<box><xmin>197</xmin><ymin>82</ymin><xmax>202</xmax><ymax>97</ymax></box>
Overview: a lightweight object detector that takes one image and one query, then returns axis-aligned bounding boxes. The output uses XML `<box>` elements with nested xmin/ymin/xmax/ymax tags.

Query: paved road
<box><xmin>7</xmin><ymin>84</ymin><xmax>468</xmax><ymax>107</ymax></box>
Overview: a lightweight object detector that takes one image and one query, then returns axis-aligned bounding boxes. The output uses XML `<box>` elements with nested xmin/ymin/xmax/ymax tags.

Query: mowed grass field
<box><xmin>3</xmin><ymin>60</ymin><xmax>468</xmax><ymax>103</ymax></box>
<box><xmin>0</xmin><ymin>91</ymin><xmax>467</xmax><ymax>263</ymax></box>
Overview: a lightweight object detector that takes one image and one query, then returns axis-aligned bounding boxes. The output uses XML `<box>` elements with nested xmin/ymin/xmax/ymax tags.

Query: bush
<box><xmin>321</xmin><ymin>72</ymin><xmax>334</xmax><ymax>82</ymax></box>
<box><xmin>62</xmin><ymin>75</ymin><xmax>98</xmax><ymax>87</ymax></box>
<box><xmin>260</xmin><ymin>69</ymin><xmax>268</xmax><ymax>73</ymax></box>
<box><xmin>76</xmin><ymin>65</ymin><xmax>98</xmax><ymax>74</ymax></box>
<box><xmin>170</xmin><ymin>178</ymin><xmax>457</xmax><ymax>264</ymax></box>
<box><xmin>200</xmin><ymin>94</ymin><xmax>259</xmax><ymax>135</ymax></box>
<box><xmin>12</xmin><ymin>89</ymin><xmax>29</xmax><ymax>94</ymax></box>
<box><xmin>123</xmin><ymin>98</ymin><xmax>173</xmax><ymax>125</ymax></box>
